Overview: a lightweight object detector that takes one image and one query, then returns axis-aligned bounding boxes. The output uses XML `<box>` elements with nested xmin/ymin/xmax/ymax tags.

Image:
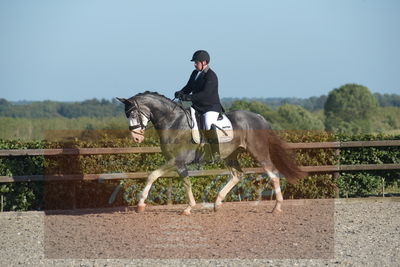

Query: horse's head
<box><xmin>116</xmin><ymin>97</ymin><xmax>149</xmax><ymax>143</ymax></box>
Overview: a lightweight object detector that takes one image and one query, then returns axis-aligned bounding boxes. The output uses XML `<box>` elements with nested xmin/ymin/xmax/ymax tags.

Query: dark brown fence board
<box><xmin>338</xmin><ymin>140</ymin><xmax>400</xmax><ymax>148</ymax></box>
<box><xmin>0</xmin><ymin>147</ymin><xmax>161</xmax><ymax>156</ymax></box>
<box><xmin>1</xmin><ymin>164</ymin><xmax>400</xmax><ymax>183</ymax></box>
<box><xmin>1</xmin><ymin>140</ymin><xmax>399</xmax><ymax>156</ymax></box>
<box><xmin>286</xmin><ymin>142</ymin><xmax>341</xmax><ymax>149</ymax></box>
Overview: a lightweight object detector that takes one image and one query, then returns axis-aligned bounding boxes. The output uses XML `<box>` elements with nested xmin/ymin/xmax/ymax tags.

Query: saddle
<box><xmin>190</xmin><ymin>107</ymin><xmax>233</xmax><ymax>144</ymax></box>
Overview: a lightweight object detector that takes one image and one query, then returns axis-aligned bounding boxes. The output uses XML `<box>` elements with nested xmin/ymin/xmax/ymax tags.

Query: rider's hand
<box><xmin>174</xmin><ymin>91</ymin><xmax>183</xmax><ymax>99</ymax></box>
<box><xmin>180</xmin><ymin>94</ymin><xmax>192</xmax><ymax>101</ymax></box>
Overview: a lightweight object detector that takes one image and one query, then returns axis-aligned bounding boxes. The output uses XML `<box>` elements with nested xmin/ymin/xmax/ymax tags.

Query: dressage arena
<box><xmin>0</xmin><ymin>198</ymin><xmax>399</xmax><ymax>266</ymax></box>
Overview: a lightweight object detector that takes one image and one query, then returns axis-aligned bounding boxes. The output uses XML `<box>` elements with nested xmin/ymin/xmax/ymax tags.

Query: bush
<box><xmin>335</xmin><ymin>133</ymin><xmax>400</xmax><ymax>197</ymax></box>
<box><xmin>336</xmin><ymin>173</ymin><xmax>383</xmax><ymax>197</ymax></box>
<box><xmin>0</xmin><ymin>131</ymin><xmax>399</xmax><ymax>211</ymax></box>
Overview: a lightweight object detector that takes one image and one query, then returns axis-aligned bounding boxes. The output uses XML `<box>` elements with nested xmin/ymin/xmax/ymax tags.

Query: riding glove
<box><xmin>180</xmin><ymin>94</ymin><xmax>192</xmax><ymax>101</ymax></box>
<box><xmin>174</xmin><ymin>91</ymin><xmax>183</xmax><ymax>99</ymax></box>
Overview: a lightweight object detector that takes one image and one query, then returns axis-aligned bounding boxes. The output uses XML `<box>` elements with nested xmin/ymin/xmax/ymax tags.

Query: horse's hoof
<box><xmin>272</xmin><ymin>201</ymin><xmax>283</xmax><ymax>214</ymax></box>
<box><xmin>136</xmin><ymin>204</ymin><xmax>146</xmax><ymax>213</ymax></box>
<box><xmin>182</xmin><ymin>210</ymin><xmax>191</xmax><ymax>216</ymax></box>
<box><xmin>214</xmin><ymin>203</ymin><xmax>222</xmax><ymax>212</ymax></box>
<box><xmin>272</xmin><ymin>208</ymin><xmax>283</xmax><ymax>214</ymax></box>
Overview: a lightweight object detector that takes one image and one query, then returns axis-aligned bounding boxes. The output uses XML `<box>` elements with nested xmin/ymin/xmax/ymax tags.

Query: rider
<box><xmin>174</xmin><ymin>50</ymin><xmax>224</xmax><ymax>159</ymax></box>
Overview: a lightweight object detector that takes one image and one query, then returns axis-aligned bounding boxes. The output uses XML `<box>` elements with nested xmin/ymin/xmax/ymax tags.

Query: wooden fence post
<box><xmin>0</xmin><ymin>195</ymin><xmax>3</xmax><ymax>212</ymax></box>
<box><xmin>334</xmin><ymin>147</ymin><xmax>341</xmax><ymax>198</ymax></box>
<box><xmin>72</xmin><ymin>181</ymin><xmax>77</xmax><ymax>209</ymax></box>
<box><xmin>167</xmin><ymin>178</ymin><xmax>173</xmax><ymax>205</ymax></box>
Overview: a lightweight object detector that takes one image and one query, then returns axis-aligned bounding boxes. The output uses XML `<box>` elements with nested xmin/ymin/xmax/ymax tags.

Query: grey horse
<box><xmin>117</xmin><ymin>91</ymin><xmax>306</xmax><ymax>215</ymax></box>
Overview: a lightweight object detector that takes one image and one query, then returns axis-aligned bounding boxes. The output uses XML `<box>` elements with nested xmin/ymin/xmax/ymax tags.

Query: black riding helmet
<box><xmin>191</xmin><ymin>50</ymin><xmax>210</xmax><ymax>63</ymax></box>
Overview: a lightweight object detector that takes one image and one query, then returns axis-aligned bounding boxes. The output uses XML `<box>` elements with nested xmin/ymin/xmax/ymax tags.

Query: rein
<box><xmin>171</xmin><ymin>97</ymin><xmax>194</xmax><ymax>129</ymax></box>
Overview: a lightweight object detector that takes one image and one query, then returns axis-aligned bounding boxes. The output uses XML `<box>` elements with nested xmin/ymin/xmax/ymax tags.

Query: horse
<box><xmin>117</xmin><ymin>91</ymin><xmax>306</xmax><ymax>215</ymax></box>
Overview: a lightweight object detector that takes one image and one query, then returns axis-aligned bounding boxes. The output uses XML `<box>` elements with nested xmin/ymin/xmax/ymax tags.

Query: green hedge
<box><xmin>0</xmin><ymin>130</ymin><xmax>399</xmax><ymax>211</ymax></box>
<box><xmin>336</xmin><ymin>133</ymin><xmax>400</xmax><ymax>197</ymax></box>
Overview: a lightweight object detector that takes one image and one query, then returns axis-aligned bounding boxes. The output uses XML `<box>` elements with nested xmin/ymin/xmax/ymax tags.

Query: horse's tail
<box><xmin>266</xmin><ymin>130</ymin><xmax>307</xmax><ymax>184</ymax></box>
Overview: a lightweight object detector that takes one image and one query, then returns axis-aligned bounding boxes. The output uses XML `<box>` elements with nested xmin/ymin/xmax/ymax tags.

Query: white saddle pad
<box><xmin>190</xmin><ymin>107</ymin><xmax>233</xmax><ymax>144</ymax></box>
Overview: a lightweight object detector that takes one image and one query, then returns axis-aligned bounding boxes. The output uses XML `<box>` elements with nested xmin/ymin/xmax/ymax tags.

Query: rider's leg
<box><xmin>202</xmin><ymin>111</ymin><xmax>220</xmax><ymax>158</ymax></box>
<box><xmin>203</xmin><ymin>111</ymin><xmax>220</xmax><ymax>130</ymax></box>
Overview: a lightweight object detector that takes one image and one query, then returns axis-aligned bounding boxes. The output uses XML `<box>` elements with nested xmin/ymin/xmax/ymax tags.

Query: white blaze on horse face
<box><xmin>128</xmin><ymin>114</ymin><xmax>149</xmax><ymax>129</ymax></box>
<box><xmin>128</xmin><ymin>117</ymin><xmax>138</xmax><ymax>128</ymax></box>
<box><xmin>141</xmin><ymin>115</ymin><xmax>149</xmax><ymax>127</ymax></box>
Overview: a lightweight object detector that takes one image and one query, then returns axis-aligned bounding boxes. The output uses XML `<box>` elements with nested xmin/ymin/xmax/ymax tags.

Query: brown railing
<box><xmin>1</xmin><ymin>140</ymin><xmax>399</xmax><ymax>183</ymax></box>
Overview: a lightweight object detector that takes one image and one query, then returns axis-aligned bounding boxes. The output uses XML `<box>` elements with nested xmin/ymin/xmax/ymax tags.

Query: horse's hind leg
<box><xmin>247</xmin><ymin>143</ymin><xmax>284</xmax><ymax>213</ymax></box>
<box><xmin>137</xmin><ymin>160</ymin><xmax>174</xmax><ymax>212</ymax></box>
<box><xmin>262</xmin><ymin>161</ymin><xmax>283</xmax><ymax>213</ymax></box>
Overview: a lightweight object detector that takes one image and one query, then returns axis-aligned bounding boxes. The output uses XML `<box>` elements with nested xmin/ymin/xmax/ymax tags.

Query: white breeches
<box><xmin>203</xmin><ymin>111</ymin><xmax>220</xmax><ymax>130</ymax></box>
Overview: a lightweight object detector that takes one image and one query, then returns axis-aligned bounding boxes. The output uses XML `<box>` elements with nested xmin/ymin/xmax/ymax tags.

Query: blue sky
<box><xmin>0</xmin><ymin>0</ymin><xmax>399</xmax><ymax>101</ymax></box>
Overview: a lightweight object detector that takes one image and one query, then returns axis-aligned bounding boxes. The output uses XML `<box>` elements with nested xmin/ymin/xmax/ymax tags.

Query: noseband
<box><xmin>126</xmin><ymin>98</ymin><xmax>150</xmax><ymax>133</ymax></box>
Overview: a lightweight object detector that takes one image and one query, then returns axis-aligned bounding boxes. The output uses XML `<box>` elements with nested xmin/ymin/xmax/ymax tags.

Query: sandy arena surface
<box><xmin>0</xmin><ymin>198</ymin><xmax>399</xmax><ymax>266</ymax></box>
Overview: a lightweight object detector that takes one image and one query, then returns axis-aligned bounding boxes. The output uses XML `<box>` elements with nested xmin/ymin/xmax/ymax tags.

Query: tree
<box><xmin>278</xmin><ymin>104</ymin><xmax>325</xmax><ymax>130</ymax></box>
<box><xmin>324</xmin><ymin>84</ymin><xmax>378</xmax><ymax>134</ymax></box>
<box><xmin>228</xmin><ymin>100</ymin><xmax>282</xmax><ymax>128</ymax></box>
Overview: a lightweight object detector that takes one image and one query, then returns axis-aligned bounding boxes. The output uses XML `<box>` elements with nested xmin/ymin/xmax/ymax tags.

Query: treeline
<box><xmin>0</xmin><ymin>84</ymin><xmax>399</xmax><ymax>139</ymax></box>
<box><xmin>1</xmin><ymin>92</ymin><xmax>399</xmax><ymax>118</ymax></box>
<box><xmin>0</xmin><ymin>117</ymin><xmax>127</xmax><ymax>140</ymax></box>
<box><xmin>225</xmin><ymin>84</ymin><xmax>400</xmax><ymax>135</ymax></box>
<box><xmin>224</xmin><ymin>92</ymin><xmax>400</xmax><ymax>111</ymax></box>
<box><xmin>0</xmin><ymin>98</ymin><xmax>122</xmax><ymax>118</ymax></box>
<box><xmin>223</xmin><ymin>95</ymin><xmax>328</xmax><ymax>111</ymax></box>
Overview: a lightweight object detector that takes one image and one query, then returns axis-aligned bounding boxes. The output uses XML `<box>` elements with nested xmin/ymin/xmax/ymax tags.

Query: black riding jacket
<box><xmin>179</xmin><ymin>67</ymin><xmax>223</xmax><ymax>114</ymax></box>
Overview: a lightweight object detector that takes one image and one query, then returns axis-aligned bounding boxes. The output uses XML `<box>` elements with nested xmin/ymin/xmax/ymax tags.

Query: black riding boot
<box><xmin>203</xmin><ymin>127</ymin><xmax>220</xmax><ymax>162</ymax></box>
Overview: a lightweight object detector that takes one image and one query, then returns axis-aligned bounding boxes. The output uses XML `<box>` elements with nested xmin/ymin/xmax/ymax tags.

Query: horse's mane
<box><xmin>130</xmin><ymin>91</ymin><xmax>188</xmax><ymax>114</ymax></box>
<box><xmin>132</xmin><ymin>91</ymin><xmax>173</xmax><ymax>103</ymax></box>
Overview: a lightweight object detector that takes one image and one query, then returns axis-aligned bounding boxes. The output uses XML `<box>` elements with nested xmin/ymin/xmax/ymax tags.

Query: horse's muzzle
<box><xmin>130</xmin><ymin>130</ymin><xmax>145</xmax><ymax>143</ymax></box>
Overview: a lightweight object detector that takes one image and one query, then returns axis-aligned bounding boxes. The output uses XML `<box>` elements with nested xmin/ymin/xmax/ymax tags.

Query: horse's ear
<box><xmin>116</xmin><ymin>97</ymin><xmax>129</xmax><ymax>104</ymax></box>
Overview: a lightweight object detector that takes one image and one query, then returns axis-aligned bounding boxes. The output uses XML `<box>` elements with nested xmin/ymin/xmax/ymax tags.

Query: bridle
<box><xmin>126</xmin><ymin>98</ymin><xmax>150</xmax><ymax>135</ymax></box>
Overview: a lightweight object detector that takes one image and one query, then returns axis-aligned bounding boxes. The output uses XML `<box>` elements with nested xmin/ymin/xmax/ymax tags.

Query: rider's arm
<box><xmin>180</xmin><ymin>70</ymin><xmax>197</xmax><ymax>95</ymax></box>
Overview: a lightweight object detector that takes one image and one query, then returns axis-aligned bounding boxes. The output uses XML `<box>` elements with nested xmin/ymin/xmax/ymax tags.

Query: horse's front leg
<box><xmin>182</xmin><ymin>177</ymin><xmax>196</xmax><ymax>215</ymax></box>
<box><xmin>176</xmin><ymin>161</ymin><xmax>196</xmax><ymax>215</ymax></box>
<box><xmin>137</xmin><ymin>160</ymin><xmax>174</xmax><ymax>212</ymax></box>
<box><xmin>214</xmin><ymin>166</ymin><xmax>242</xmax><ymax>211</ymax></box>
